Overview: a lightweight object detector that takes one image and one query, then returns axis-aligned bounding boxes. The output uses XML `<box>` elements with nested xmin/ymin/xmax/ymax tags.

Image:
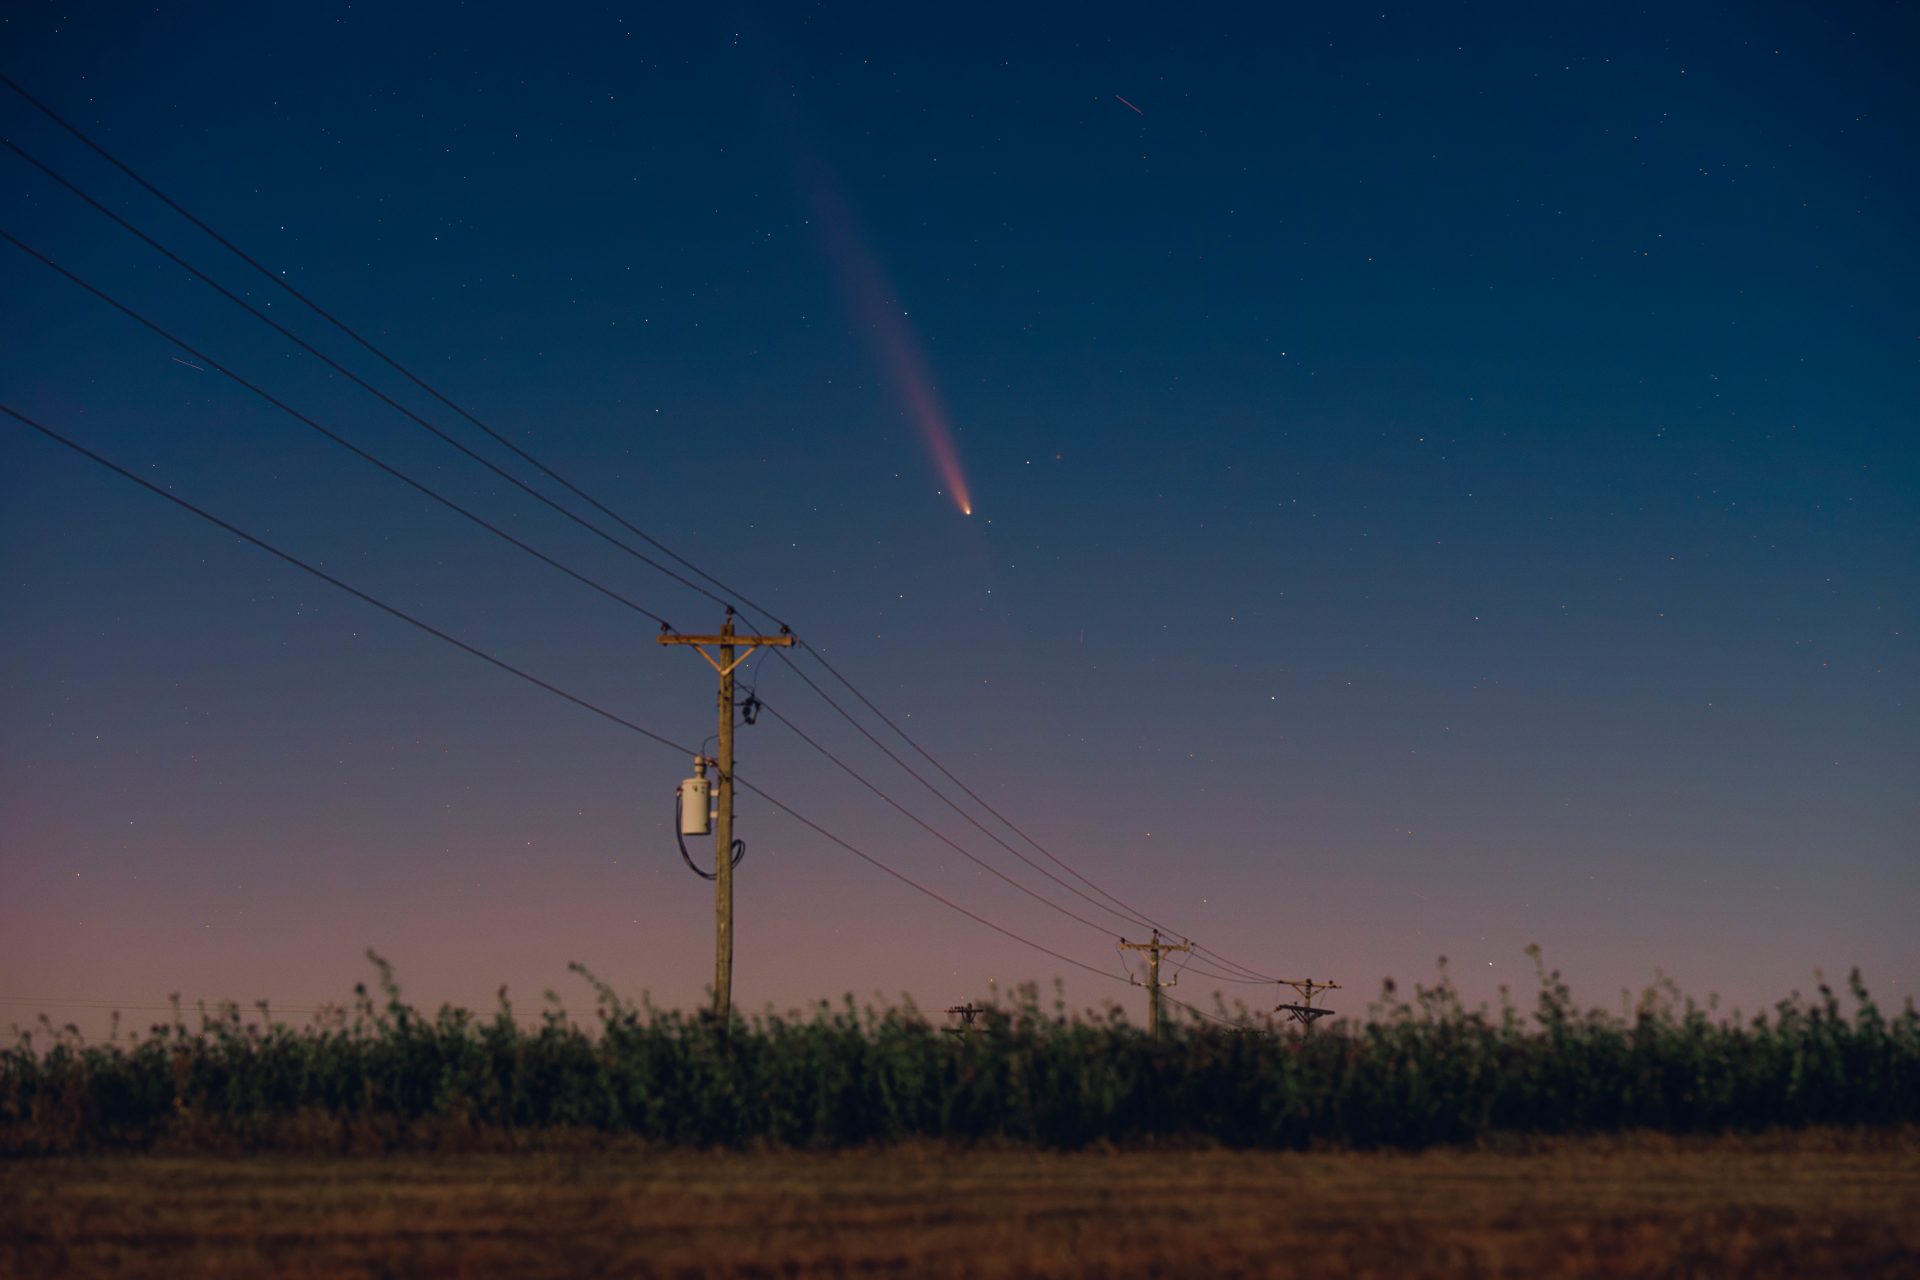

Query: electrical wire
<box><xmin>1</xmin><ymin>404</ymin><xmax>1131</xmax><ymax>993</ymax></box>
<box><xmin>0</xmin><ymin>77</ymin><xmax>1283</xmax><ymax>985</ymax></box>
<box><xmin>731</xmin><ymin>774</ymin><xmax>1129</xmax><ymax>985</ymax></box>
<box><xmin>673</xmin><ymin>788</ymin><xmax>744</xmax><ymax>882</ymax></box>
<box><xmin>0</xmin><ymin>230</ymin><xmax>687</xmax><ymax>636</ymax></box>
<box><xmin>792</xmin><ymin>642</ymin><xmax>1281</xmax><ymax>983</ymax></box>
<box><xmin>1180</xmin><ymin>964</ymin><xmax>1287</xmax><ymax>985</ymax></box>
<box><xmin>763</xmin><ymin>663</ymin><xmax>1155</xmax><ymax>933</ymax></box>
<box><xmin>1110</xmin><ymin>944</ymin><xmax>1241</xmax><ymax>1030</ymax></box>
<box><xmin>1160</xmin><ymin>991</ymin><xmax>1243</xmax><ymax>1028</ymax></box>
<box><xmin>0</xmin><ymin>995</ymin><xmax>616</xmax><ymax>1026</ymax></box>
<box><xmin>757</xmin><ymin>699</ymin><xmax>1126</xmax><ymax>939</ymax></box>
<box><xmin>2</xmin><ymin>128</ymin><xmax>1155</xmax><ymax>965</ymax></box>
<box><xmin>0</xmin><ymin>72</ymin><xmax>773</xmax><ymax>626</ymax></box>
<box><xmin>2</xmin><ymin>403</ymin><xmax>694</xmax><ymax>756</ymax></box>
<box><xmin>0</xmin><ymin>138</ymin><xmax>725</xmax><ymax>621</ymax></box>
<box><xmin>0</xmin><ymin>996</ymin><xmax>325</xmax><ymax>1015</ymax></box>
<box><xmin>772</xmin><ymin>640</ymin><xmax>1281</xmax><ymax>984</ymax></box>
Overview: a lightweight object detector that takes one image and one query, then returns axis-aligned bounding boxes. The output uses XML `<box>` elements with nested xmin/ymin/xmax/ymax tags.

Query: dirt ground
<box><xmin>3</xmin><ymin>1129</ymin><xmax>1917</xmax><ymax>1278</ymax></box>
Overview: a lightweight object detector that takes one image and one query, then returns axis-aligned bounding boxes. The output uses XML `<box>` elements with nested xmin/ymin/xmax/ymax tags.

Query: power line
<box><xmin>772</xmin><ymin>645</ymin><xmax>1278</xmax><ymax>983</ymax></box>
<box><xmin>0</xmin><ymin>148</ymin><xmax>1161</xmax><ymax>981</ymax></box>
<box><xmin>4</xmin><ymin>124</ymin><xmax>1150</xmax><ymax>965</ymax></box>
<box><xmin>0</xmin><ymin>228</ymin><xmax>680</xmax><ymax>632</ymax></box>
<box><xmin>0</xmin><ymin>137</ymin><xmax>727</xmax><ymax>621</ymax></box>
<box><xmin>1180</xmin><ymin>965</ymin><xmax>1290</xmax><ymax>985</ymax></box>
<box><xmin>3</xmin><ymin>137</ymin><xmax>1148</xmax><ymax>963</ymax></box>
<box><xmin>1</xmin><ymin>404</ymin><xmax>1130</xmax><ymax>994</ymax></box>
<box><xmin>792</xmin><ymin>642</ymin><xmax>1280</xmax><ymax>983</ymax></box>
<box><xmin>0</xmin><ymin>188</ymin><xmax>1162</xmax><ymax>978</ymax></box>
<box><xmin>756</xmin><ymin>698</ymin><xmax>1123</xmax><ymax>938</ymax></box>
<box><xmin>0</xmin><ymin>997</ymin><xmax>325</xmax><ymax>1014</ymax></box>
<box><xmin>732</xmin><ymin>773</ymin><xmax>1129</xmax><ymax>986</ymax></box>
<box><xmin>1160</xmin><ymin>990</ymin><xmax>1243</xmax><ymax>1028</ymax></box>
<box><xmin>1</xmin><ymin>72</ymin><xmax>774</xmax><ymax>627</ymax></box>
<box><xmin>0</xmin><ymin>227</ymin><xmax>1245</xmax><ymax>996</ymax></box>
<box><xmin>1</xmin><ymin>76</ymin><xmax>1281</xmax><ymax>984</ymax></box>
<box><xmin>2</xmin><ymin>403</ymin><xmax>693</xmax><ymax>755</ymax></box>
<box><xmin>763</xmin><ymin>661</ymin><xmax>1157</xmax><ymax>933</ymax></box>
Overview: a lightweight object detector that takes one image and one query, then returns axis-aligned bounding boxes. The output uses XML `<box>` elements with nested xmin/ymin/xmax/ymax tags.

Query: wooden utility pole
<box><xmin>657</xmin><ymin>609</ymin><xmax>792</xmax><ymax>1020</ymax></box>
<box><xmin>1274</xmin><ymin>978</ymin><xmax>1341</xmax><ymax>1031</ymax></box>
<box><xmin>1118</xmin><ymin>929</ymin><xmax>1190</xmax><ymax>1037</ymax></box>
<box><xmin>944</xmin><ymin>1003</ymin><xmax>985</xmax><ymax>1037</ymax></box>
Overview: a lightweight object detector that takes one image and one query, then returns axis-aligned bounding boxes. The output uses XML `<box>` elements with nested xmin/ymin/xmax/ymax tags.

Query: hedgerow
<box><xmin>5</xmin><ymin>949</ymin><xmax>1913</xmax><ymax>1152</ymax></box>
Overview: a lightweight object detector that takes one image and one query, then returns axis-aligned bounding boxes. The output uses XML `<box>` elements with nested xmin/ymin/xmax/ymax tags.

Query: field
<box><xmin>6</xmin><ymin>960</ymin><xmax>1917</xmax><ymax>1274</ymax></box>
<box><xmin>7</xmin><ymin>957</ymin><xmax>1916</xmax><ymax>1154</ymax></box>
<box><xmin>5</xmin><ymin>1129</ymin><xmax>1918</xmax><ymax>1278</ymax></box>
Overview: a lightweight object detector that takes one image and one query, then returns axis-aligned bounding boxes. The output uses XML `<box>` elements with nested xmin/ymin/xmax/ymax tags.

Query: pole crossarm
<box><xmin>1274</xmin><ymin>978</ymin><xmax>1342</xmax><ymax>1029</ymax></box>
<box><xmin>657</xmin><ymin>630</ymin><xmax>793</xmax><ymax>677</ymax></box>
<box><xmin>1117</xmin><ymin>930</ymin><xmax>1191</xmax><ymax>1037</ymax></box>
<box><xmin>944</xmin><ymin>1003</ymin><xmax>985</xmax><ymax>1037</ymax></box>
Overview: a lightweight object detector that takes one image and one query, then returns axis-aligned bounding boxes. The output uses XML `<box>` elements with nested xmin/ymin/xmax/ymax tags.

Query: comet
<box><xmin>799</xmin><ymin>163</ymin><xmax>974</xmax><ymax>517</ymax></box>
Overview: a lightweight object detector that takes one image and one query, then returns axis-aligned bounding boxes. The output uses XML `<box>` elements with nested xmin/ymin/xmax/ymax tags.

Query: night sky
<box><xmin>3</xmin><ymin>3</ymin><xmax>1914</xmax><ymax>1041</ymax></box>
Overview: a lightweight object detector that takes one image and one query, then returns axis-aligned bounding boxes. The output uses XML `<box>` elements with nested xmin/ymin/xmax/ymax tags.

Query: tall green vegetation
<box><xmin>5</xmin><ymin>950</ymin><xmax>1914</xmax><ymax>1153</ymax></box>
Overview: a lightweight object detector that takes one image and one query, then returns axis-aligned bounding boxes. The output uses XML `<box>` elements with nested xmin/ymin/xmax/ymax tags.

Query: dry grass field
<box><xmin>4</xmin><ymin>1129</ymin><xmax>1917</xmax><ymax>1278</ymax></box>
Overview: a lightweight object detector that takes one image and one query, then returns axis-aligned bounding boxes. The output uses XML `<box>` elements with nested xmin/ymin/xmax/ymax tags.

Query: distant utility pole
<box><xmin>658</xmin><ymin>609</ymin><xmax>792</xmax><ymax>1020</ymax></box>
<box><xmin>944</xmin><ymin>1003</ymin><xmax>985</xmax><ymax>1037</ymax></box>
<box><xmin>1274</xmin><ymin>978</ymin><xmax>1341</xmax><ymax>1031</ymax></box>
<box><xmin>1118</xmin><ymin>929</ymin><xmax>1190</xmax><ymax>1038</ymax></box>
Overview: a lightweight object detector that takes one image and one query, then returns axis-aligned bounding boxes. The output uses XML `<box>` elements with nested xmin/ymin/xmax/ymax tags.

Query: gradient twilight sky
<box><xmin>2</xmin><ymin>3</ymin><xmax>1914</xmax><ymax>1040</ymax></box>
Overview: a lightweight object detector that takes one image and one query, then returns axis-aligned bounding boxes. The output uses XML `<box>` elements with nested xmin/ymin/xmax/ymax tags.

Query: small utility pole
<box><xmin>1118</xmin><ymin>929</ymin><xmax>1190</xmax><ymax>1037</ymax></box>
<box><xmin>944</xmin><ymin>1003</ymin><xmax>985</xmax><ymax>1037</ymax></box>
<box><xmin>658</xmin><ymin>609</ymin><xmax>792</xmax><ymax>1020</ymax></box>
<box><xmin>1274</xmin><ymin>978</ymin><xmax>1341</xmax><ymax>1032</ymax></box>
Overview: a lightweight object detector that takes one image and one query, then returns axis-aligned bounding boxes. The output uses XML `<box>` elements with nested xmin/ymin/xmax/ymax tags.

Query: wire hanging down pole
<box><xmin>658</xmin><ymin>610</ymin><xmax>793</xmax><ymax>1021</ymax></box>
<box><xmin>1118</xmin><ymin>930</ymin><xmax>1191</xmax><ymax>1038</ymax></box>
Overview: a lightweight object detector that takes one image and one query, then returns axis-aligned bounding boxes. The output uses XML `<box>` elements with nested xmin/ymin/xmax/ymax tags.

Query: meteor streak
<box><xmin>1114</xmin><ymin>94</ymin><xmax>1144</xmax><ymax>115</ymax></box>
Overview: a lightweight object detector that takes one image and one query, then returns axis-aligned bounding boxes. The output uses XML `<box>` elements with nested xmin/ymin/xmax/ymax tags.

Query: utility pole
<box><xmin>658</xmin><ymin>609</ymin><xmax>792</xmax><ymax>1020</ymax></box>
<box><xmin>944</xmin><ymin>1003</ymin><xmax>985</xmax><ymax>1037</ymax></box>
<box><xmin>1274</xmin><ymin>978</ymin><xmax>1341</xmax><ymax>1032</ymax></box>
<box><xmin>1118</xmin><ymin>929</ymin><xmax>1190</xmax><ymax>1037</ymax></box>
